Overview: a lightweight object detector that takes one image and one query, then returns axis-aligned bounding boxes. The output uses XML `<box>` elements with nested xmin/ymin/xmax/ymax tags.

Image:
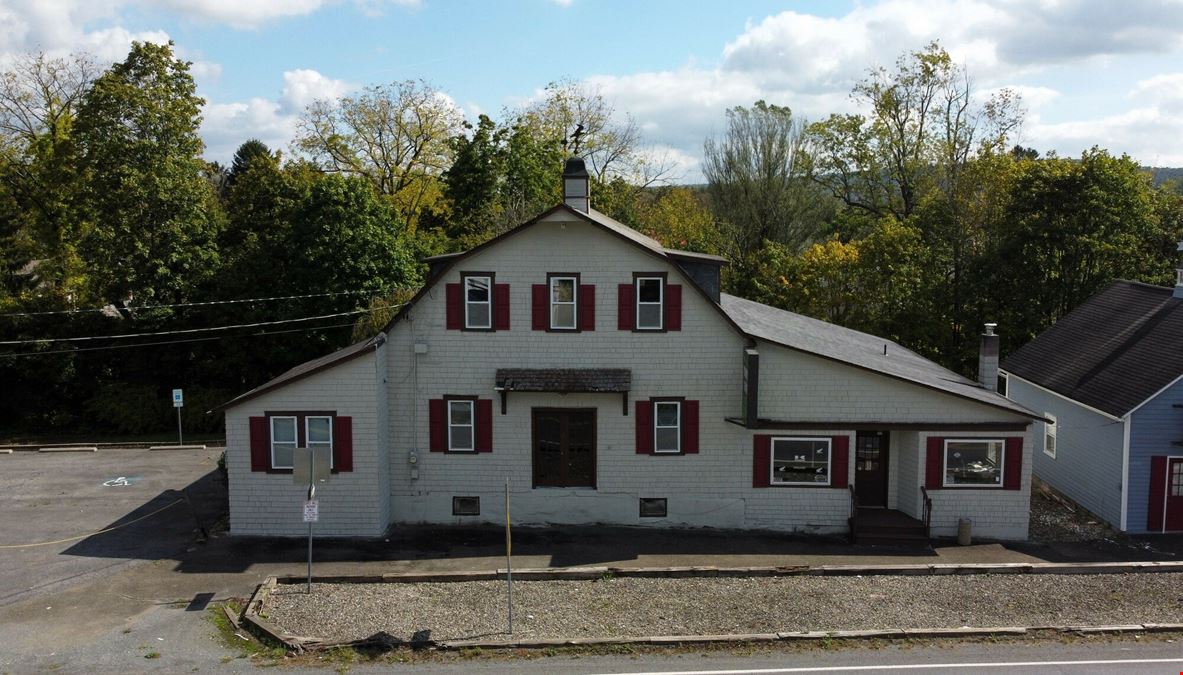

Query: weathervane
<box><xmin>564</xmin><ymin>123</ymin><xmax>586</xmax><ymax>155</ymax></box>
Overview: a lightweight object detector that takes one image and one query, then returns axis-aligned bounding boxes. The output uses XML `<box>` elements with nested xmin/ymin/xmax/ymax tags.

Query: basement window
<box><xmin>639</xmin><ymin>498</ymin><xmax>667</xmax><ymax>518</ymax></box>
<box><xmin>452</xmin><ymin>496</ymin><xmax>480</xmax><ymax>516</ymax></box>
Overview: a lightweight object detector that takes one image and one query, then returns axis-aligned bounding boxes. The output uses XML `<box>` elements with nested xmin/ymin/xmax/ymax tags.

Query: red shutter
<box><xmin>1003</xmin><ymin>437</ymin><xmax>1023</xmax><ymax>490</ymax></box>
<box><xmin>831</xmin><ymin>435</ymin><xmax>849</xmax><ymax>488</ymax></box>
<box><xmin>925</xmin><ymin>436</ymin><xmax>944</xmax><ymax>489</ymax></box>
<box><xmin>249</xmin><ymin>416</ymin><xmax>269</xmax><ymax>472</ymax></box>
<box><xmin>578</xmin><ymin>284</ymin><xmax>596</xmax><ymax>331</ymax></box>
<box><xmin>753</xmin><ymin>435</ymin><xmax>771</xmax><ymax>487</ymax></box>
<box><xmin>493</xmin><ymin>284</ymin><xmax>510</xmax><ymax>331</ymax></box>
<box><xmin>531</xmin><ymin>284</ymin><xmax>547</xmax><ymax>330</ymax></box>
<box><xmin>1149</xmin><ymin>456</ymin><xmax>1168</xmax><ymax>531</ymax></box>
<box><xmin>618</xmin><ymin>283</ymin><xmax>635</xmax><ymax>330</ymax></box>
<box><xmin>445</xmin><ymin>283</ymin><xmax>463</xmax><ymax>330</ymax></box>
<box><xmin>665</xmin><ymin>284</ymin><xmax>682</xmax><ymax>331</ymax></box>
<box><xmin>635</xmin><ymin>400</ymin><xmax>653</xmax><ymax>454</ymax></box>
<box><xmin>681</xmin><ymin>400</ymin><xmax>699</xmax><ymax>454</ymax></box>
<box><xmin>428</xmin><ymin>399</ymin><xmax>446</xmax><ymax>452</ymax></box>
<box><xmin>476</xmin><ymin>399</ymin><xmax>493</xmax><ymax>453</ymax></box>
<box><xmin>333</xmin><ymin>416</ymin><xmax>353</xmax><ymax>472</ymax></box>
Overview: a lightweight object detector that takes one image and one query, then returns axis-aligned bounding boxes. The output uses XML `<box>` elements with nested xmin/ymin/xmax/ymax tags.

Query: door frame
<box><xmin>530</xmin><ymin>407</ymin><xmax>597</xmax><ymax>489</ymax></box>
<box><xmin>1159</xmin><ymin>455</ymin><xmax>1183</xmax><ymax>532</ymax></box>
<box><xmin>854</xmin><ymin>430</ymin><xmax>890</xmax><ymax>508</ymax></box>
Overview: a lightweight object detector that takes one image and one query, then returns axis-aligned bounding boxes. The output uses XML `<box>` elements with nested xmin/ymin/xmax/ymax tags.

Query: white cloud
<box><xmin>156</xmin><ymin>0</ymin><xmax>421</xmax><ymax>28</ymax></box>
<box><xmin>278</xmin><ymin>68</ymin><xmax>355</xmax><ymax>113</ymax></box>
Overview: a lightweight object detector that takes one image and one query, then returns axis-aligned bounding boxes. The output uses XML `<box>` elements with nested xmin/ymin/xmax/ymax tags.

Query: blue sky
<box><xmin>4</xmin><ymin>0</ymin><xmax>1183</xmax><ymax>180</ymax></box>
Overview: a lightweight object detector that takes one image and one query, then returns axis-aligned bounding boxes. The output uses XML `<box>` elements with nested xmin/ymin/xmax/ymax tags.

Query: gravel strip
<box><xmin>265</xmin><ymin>573</ymin><xmax>1183</xmax><ymax>643</ymax></box>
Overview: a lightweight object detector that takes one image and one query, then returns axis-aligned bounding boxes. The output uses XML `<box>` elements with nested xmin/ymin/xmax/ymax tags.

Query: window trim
<box><xmin>942</xmin><ymin>437</ymin><xmax>1006</xmax><ymax>489</ymax></box>
<box><xmin>547</xmin><ymin>272</ymin><xmax>580</xmax><ymax>332</ymax></box>
<box><xmin>770</xmin><ymin>436</ymin><xmax>833</xmax><ymax>487</ymax></box>
<box><xmin>998</xmin><ymin>372</ymin><xmax>1009</xmax><ymax>398</ymax></box>
<box><xmin>633</xmin><ymin>272</ymin><xmax>666</xmax><ymax>332</ymax></box>
<box><xmin>653</xmin><ymin>399</ymin><xmax>682</xmax><ymax>454</ymax></box>
<box><xmin>447</xmin><ymin>398</ymin><xmax>476</xmax><ymax>453</ymax></box>
<box><xmin>461</xmin><ymin>272</ymin><xmax>494</xmax><ymax>331</ymax></box>
<box><xmin>269</xmin><ymin>415</ymin><xmax>298</xmax><ymax>470</ymax></box>
<box><xmin>263</xmin><ymin>410</ymin><xmax>337</xmax><ymax>473</ymax></box>
<box><xmin>1044</xmin><ymin>413</ymin><xmax>1057</xmax><ymax>459</ymax></box>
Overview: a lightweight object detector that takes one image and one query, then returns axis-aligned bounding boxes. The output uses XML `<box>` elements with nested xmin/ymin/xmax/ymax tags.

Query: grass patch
<box><xmin>143</xmin><ymin>652</ymin><xmax>160</xmax><ymax>659</ymax></box>
<box><xmin>207</xmin><ymin>601</ymin><xmax>287</xmax><ymax>663</ymax></box>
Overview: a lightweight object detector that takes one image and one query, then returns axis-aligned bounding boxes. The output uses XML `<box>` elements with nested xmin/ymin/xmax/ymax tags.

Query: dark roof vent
<box><xmin>563</xmin><ymin>157</ymin><xmax>590</xmax><ymax>213</ymax></box>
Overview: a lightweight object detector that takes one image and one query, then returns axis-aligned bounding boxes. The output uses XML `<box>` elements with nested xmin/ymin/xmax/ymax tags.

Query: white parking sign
<box><xmin>172</xmin><ymin>389</ymin><xmax>183</xmax><ymax>408</ymax></box>
<box><xmin>303</xmin><ymin>499</ymin><xmax>319</xmax><ymax>523</ymax></box>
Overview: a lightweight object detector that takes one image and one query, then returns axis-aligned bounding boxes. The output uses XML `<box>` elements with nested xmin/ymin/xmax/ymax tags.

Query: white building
<box><xmin>221</xmin><ymin>158</ymin><xmax>1042</xmax><ymax>543</ymax></box>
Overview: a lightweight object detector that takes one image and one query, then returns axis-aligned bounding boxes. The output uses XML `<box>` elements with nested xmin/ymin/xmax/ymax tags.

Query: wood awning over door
<box><xmin>494</xmin><ymin>368</ymin><xmax>631</xmax><ymax>414</ymax></box>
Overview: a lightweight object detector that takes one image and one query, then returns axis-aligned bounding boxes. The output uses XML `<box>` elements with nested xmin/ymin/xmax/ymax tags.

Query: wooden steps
<box><xmin>851</xmin><ymin>508</ymin><xmax>929</xmax><ymax>546</ymax></box>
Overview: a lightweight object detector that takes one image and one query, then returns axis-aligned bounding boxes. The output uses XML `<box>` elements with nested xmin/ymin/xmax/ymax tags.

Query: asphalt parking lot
<box><xmin>0</xmin><ymin>446</ymin><xmax>224</xmax><ymax>606</ymax></box>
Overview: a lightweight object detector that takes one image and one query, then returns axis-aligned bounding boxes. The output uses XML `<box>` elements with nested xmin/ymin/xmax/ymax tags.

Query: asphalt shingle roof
<box><xmin>216</xmin><ymin>337</ymin><xmax>378</xmax><ymax>411</ymax></box>
<box><xmin>720</xmin><ymin>293</ymin><xmax>1038</xmax><ymax>419</ymax></box>
<box><xmin>495</xmin><ymin>368</ymin><xmax>631</xmax><ymax>393</ymax></box>
<box><xmin>1001</xmin><ymin>280</ymin><xmax>1183</xmax><ymax>417</ymax></box>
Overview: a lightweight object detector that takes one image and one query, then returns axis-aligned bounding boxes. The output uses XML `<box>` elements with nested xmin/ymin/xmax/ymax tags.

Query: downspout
<box><xmin>1120</xmin><ymin>414</ymin><xmax>1130</xmax><ymax>532</ymax></box>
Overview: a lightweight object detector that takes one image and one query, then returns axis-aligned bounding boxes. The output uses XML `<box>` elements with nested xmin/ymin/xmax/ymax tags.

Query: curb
<box><xmin>38</xmin><ymin>446</ymin><xmax>97</xmax><ymax>453</ymax></box>
<box><xmin>148</xmin><ymin>444</ymin><xmax>207</xmax><ymax>451</ymax></box>
<box><xmin>272</xmin><ymin>560</ymin><xmax>1183</xmax><ymax>586</ymax></box>
<box><xmin>240</xmin><ymin>576</ymin><xmax>1183</xmax><ymax>654</ymax></box>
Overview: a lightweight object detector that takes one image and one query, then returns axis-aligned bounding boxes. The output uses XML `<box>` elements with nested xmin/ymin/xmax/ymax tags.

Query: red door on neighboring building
<box><xmin>1148</xmin><ymin>456</ymin><xmax>1183</xmax><ymax>532</ymax></box>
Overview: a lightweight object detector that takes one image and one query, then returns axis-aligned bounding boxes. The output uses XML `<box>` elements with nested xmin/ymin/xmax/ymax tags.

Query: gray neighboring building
<box><xmin>220</xmin><ymin>158</ymin><xmax>1043</xmax><ymax>542</ymax></box>
<box><xmin>1001</xmin><ymin>279</ymin><xmax>1183</xmax><ymax>534</ymax></box>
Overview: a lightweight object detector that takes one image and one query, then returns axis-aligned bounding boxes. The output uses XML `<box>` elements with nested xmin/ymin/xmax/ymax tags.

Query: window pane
<box><xmin>466</xmin><ymin>277</ymin><xmax>489</xmax><ymax>301</ymax></box>
<box><xmin>467</xmin><ymin>303</ymin><xmax>490</xmax><ymax>327</ymax></box>
<box><xmin>450</xmin><ymin>425</ymin><xmax>473</xmax><ymax>450</ymax></box>
<box><xmin>655</xmin><ymin>427</ymin><xmax>679</xmax><ymax>452</ymax></box>
<box><xmin>772</xmin><ymin>439</ymin><xmax>830</xmax><ymax>484</ymax></box>
<box><xmin>307</xmin><ymin>417</ymin><xmax>331</xmax><ymax>443</ymax></box>
<box><xmin>272</xmin><ymin>443</ymin><xmax>295</xmax><ymax>468</ymax></box>
<box><xmin>945</xmin><ymin>441</ymin><xmax>1002</xmax><ymax>486</ymax></box>
<box><xmin>449</xmin><ymin>401</ymin><xmax>473</xmax><ymax>425</ymax></box>
<box><xmin>637</xmin><ymin>304</ymin><xmax>662</xmax><ymax>328</ymax></box>
<box><xmin>655</xmin><ymin>402</ymin><xmax>680</xmax><ymax>426</ymax></box>
<box><xmin>552</xmin><ymin>304</ymin><xmax>575</xmax><ymax>328</ymax></box>
<box><xmin>271</xmin><ymin>418</ymin><xmax>296</xmax><ymax>443</ymax></box>
<box><xmin>638</xmin><ymin>278</ymin><xmax>662</xmax><ymax>302</ymax></box>
<box><xmin>551</xmin><ymin>278</ymin><xmax>575</xmax><ymax>302</ymax></box>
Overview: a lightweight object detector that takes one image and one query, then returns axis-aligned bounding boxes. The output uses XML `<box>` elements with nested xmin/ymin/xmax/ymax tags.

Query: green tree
<box><xmin>703</xmin><ymin>101</ymin><xmax>832</xmax><ymax>293</ymax></box>
<box><xmin>294</xmin><ymin>79</ymin><xmax>463</xmax><ymax>226</ymax></box>
<box><xmin>73</xmin><ymin>41</ymin><xmax>221</xmax><ymax>306</ymax></box>
<box><xmin>440</xmin><ymin>114</ymin><xmax>506</xmax><ymax>240</ymax></box>
<box><xmin>227</xmin><ymin>138</ymin><xmax>273</xmax><ymax>186</ymax></box>
<box><xmin>988</xmin><ymin>149</ymin><xmax>1179</xmax><ymax>349</ymax></box>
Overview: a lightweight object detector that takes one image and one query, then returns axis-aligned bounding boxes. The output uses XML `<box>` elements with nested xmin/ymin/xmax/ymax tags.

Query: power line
<box><xmin>0</xmin><ymin>322</ymin><xmax>360</xmax><ymax>359</ymax></box>
<box><xmin>0</xmin><ymin>287</ymin><xmax>410</xmax><ymax>318</ymax></box>
<box><xmin>0</xmin><ymin>307</ymin><xmax>400</xmax><ymax>346</ymax></box>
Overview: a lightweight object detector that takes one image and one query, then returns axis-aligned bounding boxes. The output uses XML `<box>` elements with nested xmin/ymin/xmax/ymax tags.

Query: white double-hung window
<box><xmin>270</xmin><ymin>416</ymin><xmax>297</xmax><ymax>469</ymax></box>
<box><xmin>306</xmin><ymin>415</ymin><xmax>333</xmax><ymax>468</ymax></box>
<box><xmin>464</xmin><ymin>275</ymin><xmax>492</xmax><ymax>329</ymax></box>
<box><xmin>635</xmin><ymin>276</ymin><xmax>664</xmax><ymax>330</ymax></box>
<box><xmin>943</xmin><ymin>439</ymin><xmax>1004</xmax><ymax>487</ymax></box>
<box><xmin>448</xmin><ymin>400</ymin><xmax>475</xmax><ymax>452</ymax></box>
<box><xmin>550</xmin><ymin>276</ymin><xmax>577</xmax><ymax>330</ymax></box>
<box><xmin>653</xmin><ymin>401</ymin><xmax>681</xmax><ymax>453</ymax></box>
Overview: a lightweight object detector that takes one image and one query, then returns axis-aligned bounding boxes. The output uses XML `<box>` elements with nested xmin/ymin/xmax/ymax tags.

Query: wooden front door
<box><xmin>1168</xmin><ymin>458</ymin><xmax>1183</xmax><ymax>531</ymax></box>
<box><xmin>532</xmin><ymin>408</ymin><xmax>596</xmax><ymax>488</ymax></box>
<box><xmin>855</xmin><ymin>431</ymin><xmax>889</xmax><ymax>507</ymax></box>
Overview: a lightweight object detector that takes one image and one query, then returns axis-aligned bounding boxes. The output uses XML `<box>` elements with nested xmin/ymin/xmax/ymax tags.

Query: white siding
<box><xmin>225</xmin><ymin>354</ymin><xmax>386</xmax><ymax>537</ymax></box>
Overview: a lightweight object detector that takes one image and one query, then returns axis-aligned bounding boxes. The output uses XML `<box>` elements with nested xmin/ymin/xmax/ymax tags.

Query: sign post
<box><xmin>172</xmin><ymin>389</ymin><xmax>184</xmax><ymax>445</ymax></box>
<box><xmin>505</xmin><ymin>477</ymin><xmax>513</xmax><ymax>634</ymax></box>
<box><xmin>294</xmin><ymin>447</ymin><xmax>330</xmax><ymax>594</ymax></box>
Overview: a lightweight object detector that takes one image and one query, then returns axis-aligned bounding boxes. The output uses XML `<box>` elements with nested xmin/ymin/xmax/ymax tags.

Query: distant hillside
<box><xmin>1146</xmin><ymin>167</ymin><xmax>1183</xmax><ymax>186</ymax></box>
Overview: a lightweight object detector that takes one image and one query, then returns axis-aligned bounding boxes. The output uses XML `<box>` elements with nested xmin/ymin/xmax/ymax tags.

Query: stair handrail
<box><xmin>920</xmin><ymin>485</ymin><xmax>932</xmax><ymax>537</ymax></box>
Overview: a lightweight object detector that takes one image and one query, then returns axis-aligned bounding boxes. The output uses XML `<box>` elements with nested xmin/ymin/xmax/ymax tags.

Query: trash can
<box><xmin>957</xmin><ymin>518</ymin><xmax>973</xmax><ymax>546</ymax></box>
